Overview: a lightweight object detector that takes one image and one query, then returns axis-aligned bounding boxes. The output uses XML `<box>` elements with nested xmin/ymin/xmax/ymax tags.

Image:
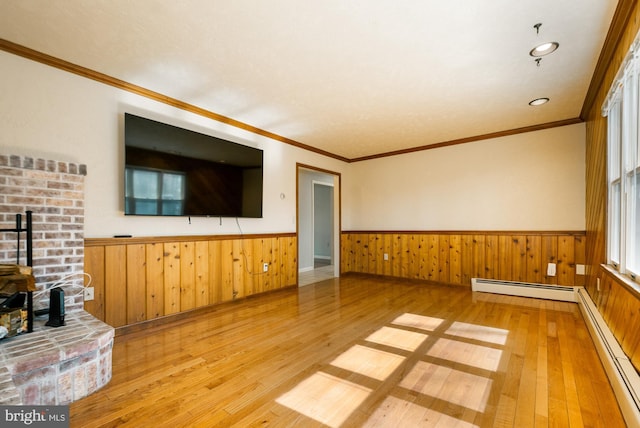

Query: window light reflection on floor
<box><xmin>330</xmin><ymin>344</ymin><xmax>406</xmax><ymax>381</ymax></box>
<box><xmin>277</xmin><ymin>313</ymin><xmax>504</xmax><ymax>426</ymax></box>
<box><xmin>427</xmin><ymin>337</ymin><xmax>503</xmax><ymax>372</ymax></box>
<box><xmin>275</xmin><ymin>371</ymin><xmax>371</xmax><ymax>428</ymax></box>
<box><xmin>365</xmin><ymin>326</ymin><xmax>428</xmax><ymax>352</ymax></box>
<box><xmin>400</xmin><ymin>361</ymin><xmax>493</xmax><ymax>413</ymax></box>
<box><xmin>391</xmin><ymin>313</ymin><xmax>444</xmax><ymax>331</ymax></box>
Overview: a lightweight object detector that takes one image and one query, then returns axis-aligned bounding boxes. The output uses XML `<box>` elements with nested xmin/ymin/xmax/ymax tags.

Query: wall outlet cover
<box><xmin>84</xmin><ymin>287</ymin><xmax>95</xmax><ymax>301</ymax></box>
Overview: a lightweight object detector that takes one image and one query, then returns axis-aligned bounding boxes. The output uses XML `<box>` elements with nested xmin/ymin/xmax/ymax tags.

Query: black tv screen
<box><xmin>124</xmin><ymin>113</ymin><xmax>263</xmax><ymax>217</ymax></box>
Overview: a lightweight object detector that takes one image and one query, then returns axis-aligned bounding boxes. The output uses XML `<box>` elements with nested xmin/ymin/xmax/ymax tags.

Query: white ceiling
<box><xmin>0</xmin><ymin>1</ymin><xmax>619</xmax><ymax>160</ymax></box>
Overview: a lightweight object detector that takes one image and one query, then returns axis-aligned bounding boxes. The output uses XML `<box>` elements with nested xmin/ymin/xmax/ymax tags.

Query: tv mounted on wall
<box><xmin>124</xmin><ymin>113</ymin><xmax>263</xmax><ymax>218</ymax></box>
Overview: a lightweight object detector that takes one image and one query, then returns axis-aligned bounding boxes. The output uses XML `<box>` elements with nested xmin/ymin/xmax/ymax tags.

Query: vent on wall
<box><xmin>471</xmin><ymin>278</ymin><xmax>640</xmax><ymax>427</ymax></box>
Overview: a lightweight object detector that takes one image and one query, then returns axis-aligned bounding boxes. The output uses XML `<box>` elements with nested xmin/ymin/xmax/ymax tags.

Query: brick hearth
<box><xmin>0</xmin><ymin>311</ymin><xmax>114</xmax><ymax>405</ymax></box>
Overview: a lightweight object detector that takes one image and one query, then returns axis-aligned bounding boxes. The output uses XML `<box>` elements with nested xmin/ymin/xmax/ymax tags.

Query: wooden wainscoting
<box><xmin>596</xmin><ymin>266</ymin><xmax>640</xmax><ymax>372</ymax></box>
<box><xmin>84</xmin><ymin>234</ymin><xmax>297</xmax><ymax>328</ymax></box>
<box><xmin>341</xmin><ymin>231</ymin><xmax>585</xmax><ymax>287</ymax></box>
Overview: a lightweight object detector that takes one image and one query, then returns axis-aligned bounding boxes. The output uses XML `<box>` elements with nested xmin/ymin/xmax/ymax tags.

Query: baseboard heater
<box><xmin>471</xmin><ymin>278</ymin><xmax>640</xmax><ymax>427</ymax></box>
<box><xmin>470</xmin><ymin>278</ymin><xmax>577</xmax><ymax>302</ymax></box>
<box><xmin>576</xmin><ymin>287</ymin><xmax>640</xmax><ymax>427</ymax></box>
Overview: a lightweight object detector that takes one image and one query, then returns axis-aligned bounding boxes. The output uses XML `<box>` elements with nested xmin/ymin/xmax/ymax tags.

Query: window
<box><xmin>125</xmin><ymin>167</ymin><xmax>185</xmax><ymax>215</ymax></box>
<box><xmin>604</xmin><ymin>46</ymin><xmax>640</xmax><ymax>282</ymax></box>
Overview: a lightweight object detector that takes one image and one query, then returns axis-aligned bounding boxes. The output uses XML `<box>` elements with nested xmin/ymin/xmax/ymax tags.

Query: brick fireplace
<box><xmin>0</xmin><ymin>154</ymin><xmax>114</xmax><ymax>405</ymax></box>
<box><xmin>0</xmin><ymin>154</ymin><xmax>86</xmax><ymax>312</ymax></box>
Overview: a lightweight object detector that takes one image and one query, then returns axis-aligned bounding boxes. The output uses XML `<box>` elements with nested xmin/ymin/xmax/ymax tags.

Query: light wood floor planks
<box><xmin>70</xmin><ymin>275</ymin><xmax>626</xmax><ymax>427</ymax></box>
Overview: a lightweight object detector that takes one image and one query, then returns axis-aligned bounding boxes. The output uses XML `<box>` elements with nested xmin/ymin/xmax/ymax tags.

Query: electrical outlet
<box><xmin>263</xmin><ymin>263</ymin><xmax>269</xmax><ymax>273</ymax></box>
<box><xmin>383</xmin><ymin>253</ymin><xmax>389</xmax><ymax>261</ymax></box>
<box><xmin>547</xmin><ymin>263</ymin><xmax>556</xmax><ymax>277</ymax></box>
<box><xmin>84</xmin><ymin>287</ymin><xmax>95</xmax><ymax>301</ymax></box>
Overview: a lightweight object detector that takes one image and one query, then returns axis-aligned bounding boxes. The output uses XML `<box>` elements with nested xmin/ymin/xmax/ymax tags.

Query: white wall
<box><xmin>0</xmin><ymin>51</ymin><xmax>346</xmax><ymax>237</ymax></box>
<box><xmin>1</xmin><ymin>51</ymin><xmax>586</xmax><ymax>237</ymax></box>
<box><xmin>343</xmin><ymin>124</ymin><xmax>586</xmax><ymax>231</ymax></box>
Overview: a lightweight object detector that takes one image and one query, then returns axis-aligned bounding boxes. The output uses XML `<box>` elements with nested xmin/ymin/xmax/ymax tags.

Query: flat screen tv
<box><xmin>124</xmin><ymin>113</ymin><xmax>263</xmax><ymax>218</ymax></box>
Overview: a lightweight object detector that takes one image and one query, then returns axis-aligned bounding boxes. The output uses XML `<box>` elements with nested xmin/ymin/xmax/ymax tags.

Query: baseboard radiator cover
<box><xmin>470</xmin><ymin>278</ymin><xmax>577</xmax><ymax>302</ymax></box>
<box><xmin>576</xmin><ymin>288</ymin><xmax>640</xmax><ymax>427</ymax></box>
<box><xmin>470</xmin><ymin>277</ymin><xmax>640</xmax><ymax>426</ymax></box>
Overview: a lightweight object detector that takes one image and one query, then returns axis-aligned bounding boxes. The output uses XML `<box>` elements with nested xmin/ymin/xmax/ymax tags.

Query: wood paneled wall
<box><xmin>584</xmin><ymin>1</ymin><xmax>640</xmax><ymax>297</ymax></box>
<box><xmin>583</xmin><ymin>1</ymin><xmax>640</xmax><ymax>373</ymax></box>
<box><xmin>583</xmin><ymin>0</ymin><xmax>640</xmax><ymax>370</ymax></box>
<box><xmin>596</xmin><ymin>268</ymin><xmax>640</xmax><ymax>370</ymax></box>
<box><xmin>84</xmin><ymin>234</ymin><xmax>297</xmax><ymax>328</ymax></box>
<box><xmin>341</xmin><ymin>231</ymin><xmax>585</xmax><ymax>287</ymax></box>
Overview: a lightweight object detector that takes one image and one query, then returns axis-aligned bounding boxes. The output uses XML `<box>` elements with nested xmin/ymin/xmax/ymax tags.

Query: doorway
<box><xmin>313</xmin><ymin>181</ymin><xmax>333</xmax><ymax>267</ymax></box>
<box><xmin>297</xmin><ymin>165</ymin><xmax>340</xmax><ymax>287</ymax></box>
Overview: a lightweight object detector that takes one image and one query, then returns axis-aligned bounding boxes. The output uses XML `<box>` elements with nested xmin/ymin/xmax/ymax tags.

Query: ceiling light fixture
<box><xmin>529</xmin><ymin>97</ymin><xmax>549</xmax><ymax>106</ymax></box>
<box><xmin>530</xmin><ymin>41</ymin><xmax>559</xmax><ymax>57</ymax></box>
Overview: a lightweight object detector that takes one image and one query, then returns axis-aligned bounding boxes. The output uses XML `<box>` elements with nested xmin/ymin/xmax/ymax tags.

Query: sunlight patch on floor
<box><xmin>277</xmin><ymin>312</ymin><xmax>503</xmax><ymax>426</ymax></box>
<box><xmin>427</xmin><ymin>338</ymin><xmax>503</xmax><ymax>372</ymax></box>
<box><xmin>391</xmin><ymin>313</ymin><xmax>444</xmax><ymax>331</ymax></box>
<box><xmin>329</xmin><ymin>344</ymin><xmax>405</xmax><ymax>381</ymax></box>
<box><xmin>400</xmin><ymin>361</ymin><xmax>493</xmax><ymax>413</ymax></box>
<box><xmin>276</xmin><ymin>371</ymin><xmax>371</xmax><ymax>428</ymax></box>
<box><xmin>365</xmin><ymin>326</ymin><xmax>428</xmax><ymax>352</ymax></box>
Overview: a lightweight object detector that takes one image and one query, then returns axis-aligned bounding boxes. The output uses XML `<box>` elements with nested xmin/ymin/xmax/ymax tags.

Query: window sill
<box><xmin>601</xmin><ymin>264</ymin><xmax>640</xmax><ymax>296</ymax></box>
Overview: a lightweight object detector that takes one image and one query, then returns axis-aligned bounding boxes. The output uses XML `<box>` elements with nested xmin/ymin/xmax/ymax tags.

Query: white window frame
<box><xmin>603</xmin><ymin>42</ymin><xmax>640</xmax><ymax>283</ymax></box>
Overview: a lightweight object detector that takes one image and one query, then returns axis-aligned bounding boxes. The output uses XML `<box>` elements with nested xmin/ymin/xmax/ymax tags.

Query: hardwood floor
<box><xmin>70</xmin><ymin>275</ymin><xmax>626</xmax><ymax>427</ymax></box>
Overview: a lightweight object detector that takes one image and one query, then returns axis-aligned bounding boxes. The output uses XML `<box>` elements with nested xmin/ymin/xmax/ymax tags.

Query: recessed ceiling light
<box><xmin>529</xmin><ymin>97</ymin><xmax>550</xmax><ymax>106</ymax></box>
<box><xmin>530</xmin><ymin>42</ymin><xmax>559</xmax><ymax>57</ymax></box>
